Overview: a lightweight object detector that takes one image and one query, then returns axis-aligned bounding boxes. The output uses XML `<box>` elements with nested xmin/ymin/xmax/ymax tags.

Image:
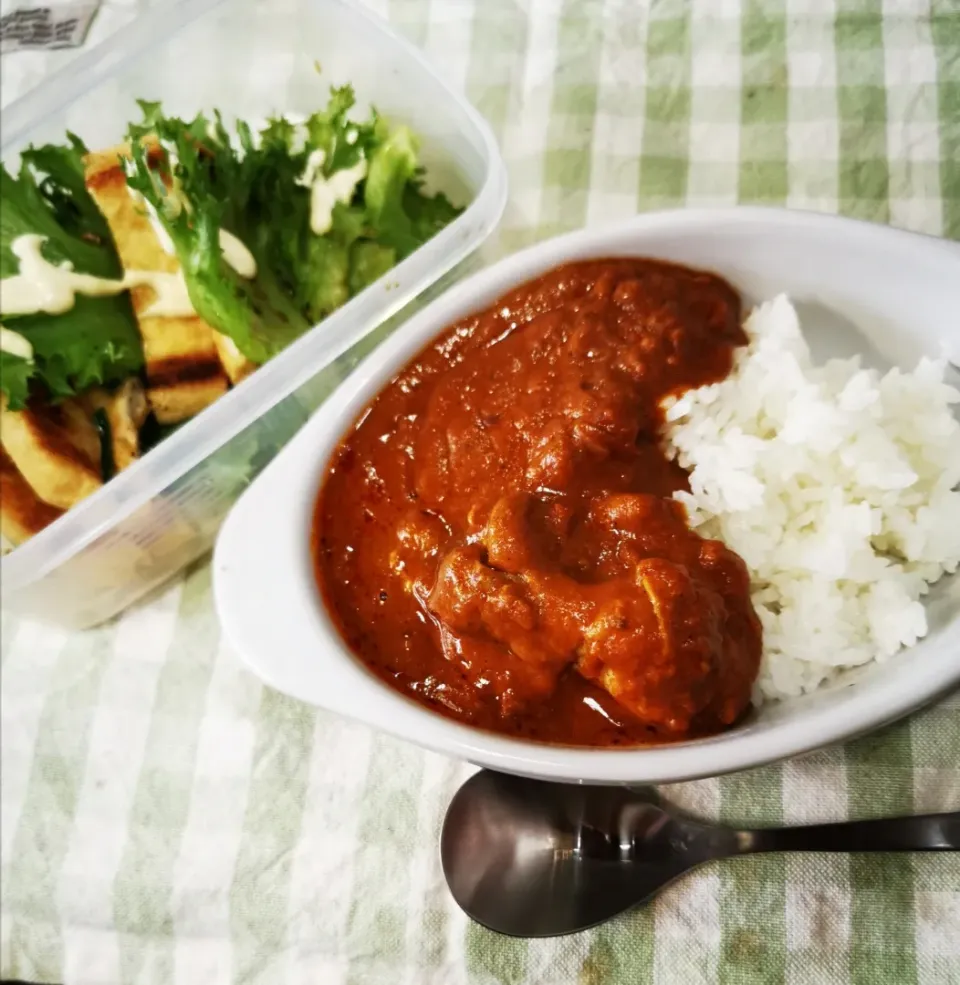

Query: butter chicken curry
<box><xmin>313</xmin><ymin>259</ymin><xmax>762</xmax><ymax>747</ymax></box>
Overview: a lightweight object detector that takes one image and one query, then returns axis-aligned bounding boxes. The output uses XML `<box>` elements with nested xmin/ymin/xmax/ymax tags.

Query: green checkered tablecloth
<box><xmin>2</xmin><ymin>0</ymin><xmax>959</xmax><ymax>983</ymax></box>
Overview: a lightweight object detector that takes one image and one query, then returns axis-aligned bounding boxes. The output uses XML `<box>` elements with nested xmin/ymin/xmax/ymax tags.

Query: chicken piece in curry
<box><xmin>314</xmin><ymin>259</ymin><xmax>762</xmax><ymax>747</ymax></box>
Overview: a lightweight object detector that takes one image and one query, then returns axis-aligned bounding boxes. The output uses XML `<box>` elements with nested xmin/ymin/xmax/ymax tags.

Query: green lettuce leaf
<box><xmin>0</xmin><ymin>351</ymin><xmax>33</xmax><ymax>409</ymax></box>
<box><xmin>348</xmin><ymin>240</ymin><xmax>396</xmax><ymax>295</ymax></box>
<box><xmin>123</xmin><ymin>85</ymin><xmax>464</xmax><ymax>365</ymax></box>
<box><xmin>126</xmin><ymin>109</ymin><xmax>314</xmax><ymax>363</ymax></box>
<box><xmin>404</xmin><ymin>181</ymin><xmax>462</xmax><ymax>243</ymax></box>
<box><xmin>362</xmin><ymin>126</ymin><xmax>421</xmax><ymax>258</ymax></box>
<box><xmin>0</xmin><ymin>139</ymin><xmax>143</xmax><ymax>408</ymax></box>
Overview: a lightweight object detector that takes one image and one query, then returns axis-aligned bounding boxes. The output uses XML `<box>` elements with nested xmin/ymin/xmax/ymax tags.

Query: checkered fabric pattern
<box><xmin>2</xmin><ymin>0</ymin><xmax>959</xmax><ymax>983</ymax></box>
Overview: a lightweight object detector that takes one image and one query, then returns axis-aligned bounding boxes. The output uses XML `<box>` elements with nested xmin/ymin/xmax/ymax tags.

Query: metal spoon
<box><xmin>440</xmin><ymin>770</ymin><xmax>959</xmax><ymax>938</ymax></box>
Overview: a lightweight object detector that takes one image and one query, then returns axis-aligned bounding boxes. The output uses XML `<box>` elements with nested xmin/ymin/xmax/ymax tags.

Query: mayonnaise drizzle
<box><xmin>297</xmin><ymin>150</ymin><xmax>367</xmax><ymax>235</ymax></box>
<box><xmin>298</xmin><ymin>148</ymin><xmax>326</xmax><ymax>188</ymax></box>
<box><xmin>0</xmin><ymin>234</ymin><xmax>195</xmax><ymax>318</ymax></box>
<box><xmin>0</xmin><ymin>323</ymin><xmax>33</xmax><ymax>361</ymax></box>
<box><xmin>0</xmin><ymin>231</ymin><xmax>258</xmax><ymax>320</ymax></box>
<box><xmin>218</xmin><ymin>229</ymin><xmax>257</xmax><ymax>279</ymax></box>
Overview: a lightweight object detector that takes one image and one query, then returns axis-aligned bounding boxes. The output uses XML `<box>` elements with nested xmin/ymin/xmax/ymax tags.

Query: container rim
<box><xmin>1</xmin><ymin>0</ymin><xmax>508</xmax><ymax>592</ymax></box>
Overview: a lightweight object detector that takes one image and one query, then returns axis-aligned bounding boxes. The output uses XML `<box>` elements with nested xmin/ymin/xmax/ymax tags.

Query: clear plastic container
<box><xmin>0</xmin><ymin>0</ymin><xmax>506</xmax><ymax>628</ymax></box>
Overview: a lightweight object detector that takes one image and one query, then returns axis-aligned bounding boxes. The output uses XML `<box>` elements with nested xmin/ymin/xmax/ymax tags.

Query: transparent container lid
<box><xmin>1</xmin><ymin>0</ymin><xmax>507</xmax><ymax>626</ymax></box>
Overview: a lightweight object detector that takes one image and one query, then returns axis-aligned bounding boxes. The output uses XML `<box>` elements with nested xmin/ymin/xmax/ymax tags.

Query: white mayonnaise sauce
<box><xmin>297</xmin><ymin>150</ymin><xmax>367</xmax><ymax>235</ymax></box>
<box><xmin>297</xmin><ymin>148</ymin><xmax>326</xmax><ymax>188</ymax></box>
<box><xmin>0</xmin><ymin>324</ymin><xmax>34</xmax><ymax>361</ymax></box>
<box><xmin>0</xmin><ymin>234</ymin><xmax>194</xmax><ymax>318</ymax></box>
<box><xmin>0</xmin><ymin>229</ymin><xmax>258</xmax><ymax>321</ymax></box>
<box><xmin>218</xmin><ymin>229</ymin><xmax>257</xmax><ymax>279</ymax></box>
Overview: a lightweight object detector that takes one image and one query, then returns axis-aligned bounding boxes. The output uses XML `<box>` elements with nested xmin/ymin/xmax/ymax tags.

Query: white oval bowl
<box><xmin>213</xmin><ymin>207</ymin><xmax>960</xmax><ymax>784</ymax></box>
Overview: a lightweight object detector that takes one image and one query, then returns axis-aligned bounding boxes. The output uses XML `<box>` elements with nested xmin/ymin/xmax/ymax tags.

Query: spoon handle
<box><xmin>741</xmin><ymin>812</ymin><xmax>960</xmax><ymax>854</ymax></box>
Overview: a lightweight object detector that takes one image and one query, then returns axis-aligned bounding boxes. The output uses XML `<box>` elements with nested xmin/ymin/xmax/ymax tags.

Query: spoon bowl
<box><xmin>441</xmin><ymin>771</ymin><xmax>960</xmax><ymax>937</ymax></box>
<box><xmin>440</xmin><ymin>772</ymin><xmax>731</xmax><ymax>937</ymax></box>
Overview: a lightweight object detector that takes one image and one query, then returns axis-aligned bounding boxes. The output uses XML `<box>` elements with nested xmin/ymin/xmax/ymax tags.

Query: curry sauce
<box><xmin>314</xmin><ymin>259</ymin><xmax>762</xmax><ymax>747</ymax></box>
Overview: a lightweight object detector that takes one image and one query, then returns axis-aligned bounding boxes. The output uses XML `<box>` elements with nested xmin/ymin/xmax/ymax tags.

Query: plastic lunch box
<box><xmin>0</xmin><ymin>0</ymin><xmax>506</xmax><ymax>629</ymax></box>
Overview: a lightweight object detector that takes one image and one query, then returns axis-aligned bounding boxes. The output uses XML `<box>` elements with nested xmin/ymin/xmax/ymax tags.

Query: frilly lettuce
<box><xmin>0</xmin><ymin>138</ymin><xmax>143</xmax><ymax>409</ymax></box>
<box><xmin>124</xmin><ymin>85</ymin><xmax>463</xmax><ymax>366</ymax></box>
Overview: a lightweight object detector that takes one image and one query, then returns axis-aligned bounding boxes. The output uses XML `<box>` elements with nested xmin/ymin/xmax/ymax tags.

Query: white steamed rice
<box><xmin>661</xmin><ymin>295</ymin><xmax>960</xmax><ymax>702</ymax></box>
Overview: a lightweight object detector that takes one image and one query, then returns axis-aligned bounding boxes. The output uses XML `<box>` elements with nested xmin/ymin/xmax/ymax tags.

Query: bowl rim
<box><xmin>213</xmin><ymin>206</ymin><xmax>960</xmax><ymax>783</ymax></box>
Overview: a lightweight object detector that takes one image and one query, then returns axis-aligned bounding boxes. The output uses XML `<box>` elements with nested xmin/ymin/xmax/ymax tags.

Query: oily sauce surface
<box><xmin>314</xmin><ymin>259</ymin><xmax>762</xmax><ymax>747</ymax></box>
